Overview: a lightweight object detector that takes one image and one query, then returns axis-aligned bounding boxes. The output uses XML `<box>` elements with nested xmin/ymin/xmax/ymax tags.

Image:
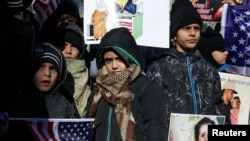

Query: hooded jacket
<box><xmin>8</xmin><ymin>43</ymin><xmax>80</xmax><ymax>118</ymax></box>
<box><xmin>51</xmin><ymin>22</ymin><xmax>86</xmax><ymax>59</ymax></box>
<box><xmin>87</xmin><ymin>27</ymin><xmax>166</xmax><ymax>141</ymax></box>
<box><xmin>196</xmin><ymin>26</ymin><xmax>227</xmax><ymax>69</ymax></box>
<box><xmin>146</xmin><ymin>47</ymin><xmax>222</xmax><ymax>137</ymax></box>
<box><xmin>96</xmin><ymin>27</ymin><xmax>145</xmax><ymax>70</ymax></box>
<box><xmin>50</xmin><ymin>22</ymin><xmax>91</xmax><ymax>117</ymax></box>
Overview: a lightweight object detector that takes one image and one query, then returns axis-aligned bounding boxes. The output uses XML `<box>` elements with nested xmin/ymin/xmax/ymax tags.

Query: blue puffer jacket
<box><xmin>146</xmin><ymin>47</ymin><xmax>221</xmax><ymax>136</ymax></box>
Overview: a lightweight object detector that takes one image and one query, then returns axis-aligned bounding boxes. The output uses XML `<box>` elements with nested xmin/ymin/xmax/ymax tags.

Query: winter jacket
<box><xmin>87</xmin><ymin>27</ymin><xmax>166</xmax><ymax>141</ymax></box>
<box><xmin>146</xmin><ymin>47</ymin><xmax>221</xmax><ymax>137</ymax></box>
<box><xmin>88</xmin><ymin>74</ymin><xmax>167</xmax><ymax>141</ymax></box>
<box><xmin>0</xmin><ymin>10</ymin><xmax>34</xmax><ymax>112</ymax></box>
<box><xmin>7</xmin><ymin>44</ymin><xmax>80</xmax><ymax>119</ymax></box>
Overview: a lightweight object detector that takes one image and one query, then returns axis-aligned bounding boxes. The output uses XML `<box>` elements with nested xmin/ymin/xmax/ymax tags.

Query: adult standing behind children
<box><xmin>86</xmin><ymin>27</ymin><xmax>166</xmax><ymax>141</ymax></box>
<box><xmin>146</xmin><ymin>0</ymin><xmax>221</xmax><ymax>138</ymax></box>
<box><xmin>50</xmin><ymin>22</ymin><xmax>92</xmax><ymax>117</ymax></box>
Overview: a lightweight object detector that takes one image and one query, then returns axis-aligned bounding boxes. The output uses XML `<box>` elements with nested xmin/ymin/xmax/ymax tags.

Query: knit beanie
<box><xmin>30</xmin><ymin>42</ymin><xmax>64</xmax><ymax>81</ymax></box>
<box><xmin>170</xmin><ymin>0</ymin><xmax>202</xmax><ymax>39</ymax></box>
<box><xmin>96</xmin><ymin>27</ymin><xmax>144</xmax><ymax>69</ymax></box>
<box><xmin>6</xmin><ymin>0</ymin><xmax>24</xmax><ymax>14</ymax></box>
<box><xmin>56</xmin><ymin>0</ymin><xmax>80</xmax><ymax>20</ymax></box>
<box><xmin>196</xmin><ymin>26</ymin><xmax>226</xmax><ymax>68</ymax></box>
<box><xmin>52</xmin><ymin>22</ymin><xmax>84</xmax><ymax>57</ymax></box>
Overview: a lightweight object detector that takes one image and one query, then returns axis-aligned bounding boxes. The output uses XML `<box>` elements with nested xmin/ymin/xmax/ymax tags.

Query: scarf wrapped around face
<box><xmin>89</xmin><ymin>64</ymin><xmax>141</xmax><ymax>141</ymax></box>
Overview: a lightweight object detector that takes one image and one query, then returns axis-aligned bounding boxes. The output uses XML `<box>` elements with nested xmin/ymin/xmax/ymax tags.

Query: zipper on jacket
<box><xmin>185</xmin><ymin>55</ymin><xmax>198</xmax><ymax>114</ymax></box>
<box><xmin>197</xmin><ymin>85</ymin><xmax>202</xmax><ymax>109</ymax></box>
<box><xmin>106</xmin><ymin>106</ymin><xmax>113</xmax><ymax>141</ymax></box>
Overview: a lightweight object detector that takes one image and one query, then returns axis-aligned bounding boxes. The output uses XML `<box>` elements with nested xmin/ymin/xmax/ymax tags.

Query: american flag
<box><xmin>10</xmin><ymin>118</ymin><xmax>94</xmax><ymax>141</ymax></box>
<box><xmin>33</xmin><ymin>0</ymin><xmax>64</xmax><ymax>22</ymax></box>
<box><xmin>221</xmin><ymin>4</ymin><xmax>250</xmax><ymax>76</ymax></box>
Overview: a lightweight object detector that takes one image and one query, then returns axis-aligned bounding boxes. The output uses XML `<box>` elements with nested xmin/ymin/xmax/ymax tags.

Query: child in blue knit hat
<box><xmin>3</xmin><ymin>42</ymin><xmax>80</xmax><ymax>140</ymax></box>
<box><xmin>8</xmin><ymin>42</ymin><xmax>80</xmax><ymax>118</ymax></box>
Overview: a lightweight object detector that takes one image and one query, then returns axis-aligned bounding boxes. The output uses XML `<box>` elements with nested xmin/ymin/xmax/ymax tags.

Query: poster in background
<box><xmin>190</xmin><ymin>0</ymin><xmax>248</xmax><ymax>22</ymax></box>
<box><xmin>190</xmin><ymin>0</ymin><xmax>223</xmax><ymax>22</ymax></box>
<box><xmin>219</xmin><ymin>72</ymin><xmax>250</xmax><ymax>124</ymax></box>
<box><xmin>84</xmin><ymin>0</ymin><xmax>170</xmax><ymax>48</ymax></box>
<box><xmin>168</xmin><ymin>113</ymin><xmax>225</xmax><ymax>141</ymax></box>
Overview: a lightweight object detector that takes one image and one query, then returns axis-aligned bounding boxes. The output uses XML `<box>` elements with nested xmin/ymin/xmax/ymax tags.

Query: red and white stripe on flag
<box><xmin>33</xmin><ymin>0</ymin><xmax>63</xmax><ymax>22</ymax></box>
<box><xmin>26</xmin><ymin>118</ymin><xmax>94</xmax><ymax>141</ymax></box>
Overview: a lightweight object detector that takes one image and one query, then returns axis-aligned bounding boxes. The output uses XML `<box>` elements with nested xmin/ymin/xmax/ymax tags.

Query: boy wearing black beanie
<box><xmin>51</xmin><ymin>22</ymin><xmax>92</xmax><ymax>118</ymax></box>
<box><xmin>146</xmin><ymin>0</ymin><xmax>222</xmax><ymax>139</ymax></box>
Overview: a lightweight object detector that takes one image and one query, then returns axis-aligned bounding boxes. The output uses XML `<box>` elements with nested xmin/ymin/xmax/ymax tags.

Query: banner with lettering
<box><xmin>219</xmin><ymin>72</ymin><xmax>250</xmax><ymax>125</ymax></box>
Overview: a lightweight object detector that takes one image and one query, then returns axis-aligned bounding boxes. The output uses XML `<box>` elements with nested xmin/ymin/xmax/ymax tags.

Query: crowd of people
<box><xmin>0</xmin><ymin>0</ymin><xmax>245</xmax><ymax>140</ymax></box>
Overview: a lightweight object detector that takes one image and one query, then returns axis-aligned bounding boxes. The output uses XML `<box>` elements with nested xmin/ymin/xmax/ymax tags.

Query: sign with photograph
<box><xmin>219</xmin><ymin>72</ymin><xmax>250</xmax><ymax>125</ymax></box>
<box><xmin>190</xmin><ymin>0</ymin><xmax>223</xmax><ymax>22</ymax></box>
<box><xmin>168</xmin><ymin>113</ymin><xmax>225</xmax><ymax>141</ymax></box>
<box><xmin>84</xmin><ymin>0</ymin><xmax>170</xmax><ymax>48</ymax></box>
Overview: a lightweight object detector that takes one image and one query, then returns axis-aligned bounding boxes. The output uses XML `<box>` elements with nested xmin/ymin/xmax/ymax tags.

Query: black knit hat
<box><xmin>52</xmin><ymin>22</ymin><xmax>85</xmax><ymax>58</ymax></box>
<box><xmin>196</xmin><ymin>26</ymin><xmax>226</xmax><ymax>68</ymax></box>
<box><xmin>6</xmin><ymin>0</ymin><xmax>24</xmax><ymax>14</ymax></box>
<box><xmin>30</xmin><ymin>42</ymin><xmax>64</xmax><ymax>81</ymax></box>
<box><xmin>96</xmin><ymin>27</ymin><xmax>145</xmax><ymax>69</ymax></box>
<box><xmin>56</xmin><ymin>0</ymin><xmax>80</xmax><ymax>20</ymax></box>
<box><xmin>170</xmin><ymin>0</ymin><xmax>202</xmax><ymax>39</ymax></box>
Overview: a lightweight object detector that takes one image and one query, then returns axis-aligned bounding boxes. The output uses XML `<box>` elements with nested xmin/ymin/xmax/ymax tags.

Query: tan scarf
<box><xmin>89</xmin><ymin>64</ymin><xmax>141</xmax><ymax>141</ymax></box>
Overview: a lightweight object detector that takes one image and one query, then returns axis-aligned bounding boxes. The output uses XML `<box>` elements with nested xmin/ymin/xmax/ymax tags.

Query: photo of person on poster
<box><xmin>194</xmin><ymin>117</ymin><xmax>215</xmax><ymax>141</ymax></box>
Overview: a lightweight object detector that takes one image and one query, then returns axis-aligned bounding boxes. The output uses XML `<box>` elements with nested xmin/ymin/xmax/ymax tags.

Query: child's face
<box><xmin>198</xmin><ymin>123</ymin><xmax>211</xmax><ymax>141</ymax></box>
<box><xmin>57</xmin><ymin>14</ymin><xmax>77</xmax><ymax>27</ymax></box>
<box><xmin>33</xmin><ymin>62</ymin><xmax>59</xmax><ymax>93</ymax></box>
<box><xmin>212</xmin><ymin>49</ymin><xmax>228</xmax><ymax>65</ymax></box>
<box><xmin>103</xmin><ymin>50</ymin><xmax>127</xmax><ymax>73</ymax></box>
<box><xmin>232</xmin><ymin>98</ymin><xmax>241</xmax><ymax>108</ymax></box>
<box><xmin>175</xmin><ymin>23</ymin><xmax>201</xmax><ymax>52</ymax></box>
<box><xmin>61</xmin><ymin>42</ymin><xmax>80</xmax><ymax>59</ymax></box>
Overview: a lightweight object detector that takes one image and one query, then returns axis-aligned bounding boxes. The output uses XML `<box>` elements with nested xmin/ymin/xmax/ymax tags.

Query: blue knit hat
<box><xmin>30</xmin><ymin>43</ymin><xmax>64</xmax><ymax>80</ymax></box>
